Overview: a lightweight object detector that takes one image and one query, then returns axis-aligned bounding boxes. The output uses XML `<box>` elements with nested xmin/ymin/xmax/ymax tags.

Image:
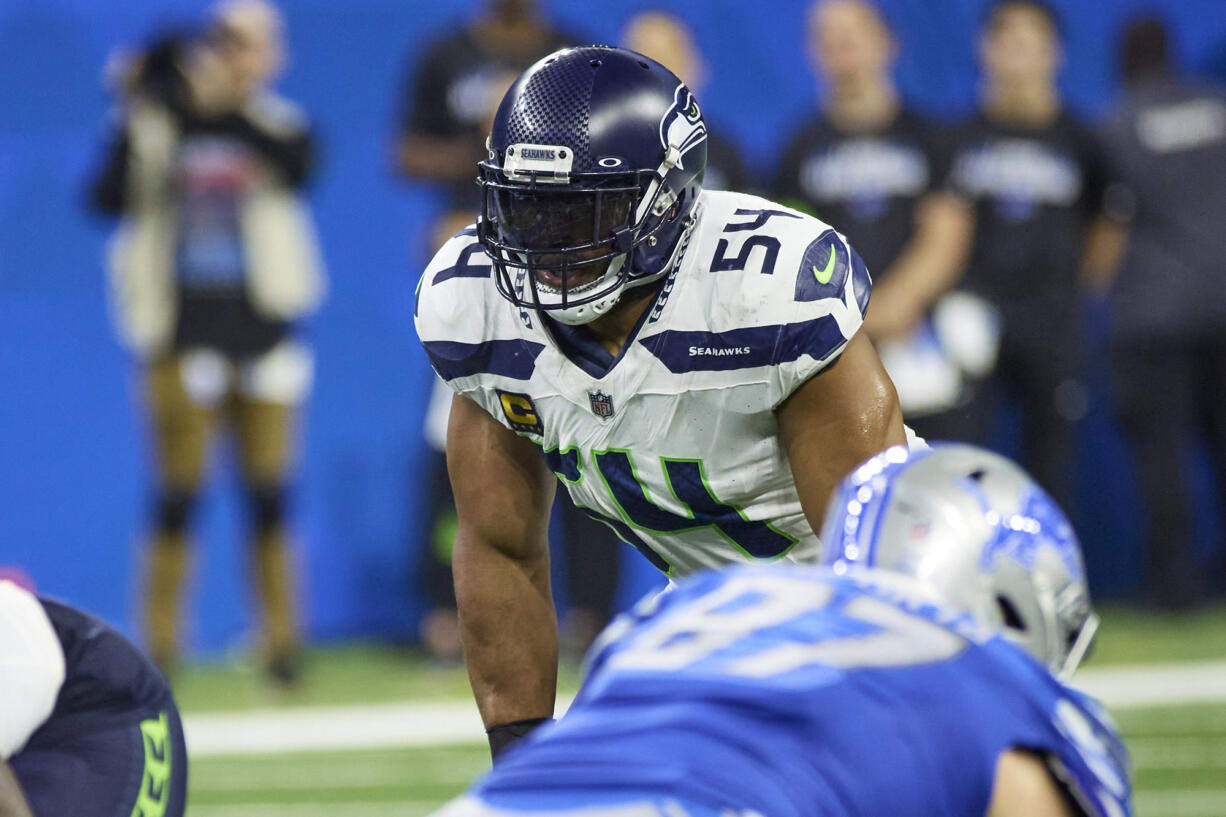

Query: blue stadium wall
<box><xmin>2</xmin><ymin>0</ymin><xmax>1224</xmax><ymax>652</ymax></box>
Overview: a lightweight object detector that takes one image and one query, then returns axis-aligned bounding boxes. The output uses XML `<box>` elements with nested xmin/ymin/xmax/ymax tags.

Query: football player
<box><xmin>414</xmin><ymin>45</ymin><xmax>913</xmax><ymax>757</ymax></box>
<box><xmin>429</xmin><ymin>444</ymin><xmax>1131</xmax><ymax>817</ymax></box>
<box><xmin>0</xmin><ymin>578</ymin><xmax>187</xmax><ymax>817</ymax></box>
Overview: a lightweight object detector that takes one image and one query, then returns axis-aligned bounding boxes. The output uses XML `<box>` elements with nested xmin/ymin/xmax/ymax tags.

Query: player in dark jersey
<box><xmin>774</xmin><ymin>0</ymin><xmax>973</xmax><ymax>438</ymax></box>
<box><xmin>427</xmin><ymin>444</ymin><xmax>1130</xmax><ymax>817</ymax></box>
<box><xmin>0</xmin><ymin>579</ymin><xmax>187</xmax><ymax>817</ymax></box>
<box><xmin>944</xmin><ymin>0</ymin><xmax>1107</xmax><ymax>513</ymax></box>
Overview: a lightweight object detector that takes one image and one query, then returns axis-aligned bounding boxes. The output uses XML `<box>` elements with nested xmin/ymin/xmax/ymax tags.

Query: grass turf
<box><xmin>178</xmin><ymin>604</ymin><xmax>1226</xmax><ymax>817</ymax></box>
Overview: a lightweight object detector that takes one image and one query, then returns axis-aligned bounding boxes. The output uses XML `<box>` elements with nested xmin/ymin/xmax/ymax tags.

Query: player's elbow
<box><xmin>451</xmin><ymin>524</ymin><xmax>550</xmax><ymax>586</ymax></box>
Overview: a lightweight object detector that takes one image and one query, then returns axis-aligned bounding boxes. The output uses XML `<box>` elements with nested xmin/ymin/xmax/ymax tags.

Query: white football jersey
<box><xmin>415</xmin><ymin>190</ymin><xmax>878</xmax><ymax>577</ymax></box>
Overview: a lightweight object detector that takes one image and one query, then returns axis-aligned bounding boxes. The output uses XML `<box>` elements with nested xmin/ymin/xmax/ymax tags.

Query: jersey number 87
<box><xmin>607</xmin><ymin>574</ymin><xmax>967</xmax><ymax>677</ymax></box>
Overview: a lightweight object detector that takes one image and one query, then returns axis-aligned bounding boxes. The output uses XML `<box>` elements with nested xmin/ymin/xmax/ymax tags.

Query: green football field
<box><xmin>179</xmin><ymin>604</ymin><xmax>1226</xmax><ymax>817</ymax></box>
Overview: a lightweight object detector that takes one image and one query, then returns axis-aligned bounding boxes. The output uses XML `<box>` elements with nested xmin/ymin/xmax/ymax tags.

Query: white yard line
<box><xmin>1075</xmin><ymin>660</ymin><xmax>1226</xmax><ymax>709</ymax></box>
<box><xmin>185</xmin><ymin>697</ymin><xmax>516</xmax><ymax>756</ymax></box>
<box><xmin>184</xmin><ymin>660</ymin><xmax>1226</xmax><ymax>757</ymax></box>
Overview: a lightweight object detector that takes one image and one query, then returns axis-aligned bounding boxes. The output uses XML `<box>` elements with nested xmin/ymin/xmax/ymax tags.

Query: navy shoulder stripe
<box><xmin>638</xmin><ymin>315</ymin><xmax>846</xmax><ymax>373</ymax></box>
<box><xmin>424</xmin><ymin>339</ymin><xmax>545</xmax><ymax>381</ymax></box>
<box><xmin>849</xmin><ymin>244</ymin><xmax>871</xmax><ymax>315</ymax></box>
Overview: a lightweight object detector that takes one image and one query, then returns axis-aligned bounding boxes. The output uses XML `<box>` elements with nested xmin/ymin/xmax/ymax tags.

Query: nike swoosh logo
<box><xmin>813</xmin><ymin>245</ymin><xmax>836</xmax><ymax>284</ymax></box>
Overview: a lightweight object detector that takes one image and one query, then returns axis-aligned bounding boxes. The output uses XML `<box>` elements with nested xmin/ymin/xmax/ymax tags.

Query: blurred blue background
<box><xmin>2</xmin><ymin>0</ymin><xmax>1225</xmax><ymax>653</ymax></box>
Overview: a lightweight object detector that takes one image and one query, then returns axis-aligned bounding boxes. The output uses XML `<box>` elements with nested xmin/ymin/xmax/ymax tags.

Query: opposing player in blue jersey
<box><xmin>415</xmin><ymin>45</ymin><xmax>915</xmax><ymax>756</ymax></box>
<box><xmin>430</xmin><ymin>444</ymin><xmax>1132</xmax><ymax>817</ymax></box>
<box><xmin>0</xmin><ymin>577</ymin><xmax>187</xmax><ymax>817</ymax></box>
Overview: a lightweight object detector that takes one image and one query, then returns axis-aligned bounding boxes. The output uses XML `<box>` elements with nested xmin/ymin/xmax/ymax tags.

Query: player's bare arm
<box><xmin>0</xmin><ymin>763</ymin><xmax>34</xmax><ymax>817</ymax></box>
<box><xmin>987</xmin><ymin>750</ymin><xmax>1079</xmax><ymax>817</ymax></box>
<box><xmin>778</xmin><ymin>330</ymin><xmax>907</xmax><ymax>534</ymax></box>
<box><xmin>447</xmin><ymin>393</ymin><xmax>558</xmax><ymax>734</ymax></box>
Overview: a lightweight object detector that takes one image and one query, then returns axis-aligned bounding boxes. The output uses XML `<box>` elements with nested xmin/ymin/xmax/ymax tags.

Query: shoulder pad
<box><xmin>414</xmin><ymin>227</ymin><xmax>544</xmax><ymax>384</ymax></box>
<box><xmin>666</xmin><ymin>192</ymin><xmax>870</xmax><ymax>398</ymax></box>
<box><xmin>414</xmin><ymin>226</ymin><xmax>486</xmax><ymax>337</ymax></box>
<box><xmin>695</xmin><ymin>191</ymin><xmax>870</xmax><ymax>328</ymax></box>
<box><xmin>1047</xmin><ymin>692</ymin><xmax>1133</xmax><ymax>817</ymax></box>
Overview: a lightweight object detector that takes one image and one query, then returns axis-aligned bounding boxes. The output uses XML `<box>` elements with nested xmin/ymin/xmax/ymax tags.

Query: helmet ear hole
<box><xmin>996</xmin><ymin>595</ymin><xmax>1027</xmax><ymax>632</ymax></box>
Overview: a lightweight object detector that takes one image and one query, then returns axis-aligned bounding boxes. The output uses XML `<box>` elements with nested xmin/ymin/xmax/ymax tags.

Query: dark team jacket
<box><xmin>1099</xmin><ymin>75</ymin><xmax>1226</xmax><ymax>340</ymax></box>
<box><xmin>398</xmin><ymin>25</ymin><xmax>576</xmax><ymax>209</ymax></box>
<box><xmin>945</xmin><ymin>108</ymin><xmax>1105</xmax><ymax>337</ymax></box>
<box><xmin>773</xmin><ymin>107</ymin><xmax>951</xmax><ymax>282</ymax></box>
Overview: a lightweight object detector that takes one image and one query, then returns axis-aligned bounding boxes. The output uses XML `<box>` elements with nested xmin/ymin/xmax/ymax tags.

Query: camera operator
<box><xmin>89</xmin><ymin>0</ymin><xmax>325</xmax><ymax>685</ymax></box>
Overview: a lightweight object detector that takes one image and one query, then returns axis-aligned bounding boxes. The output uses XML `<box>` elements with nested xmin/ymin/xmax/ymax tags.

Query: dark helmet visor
<box><xmin>490</xmin><ymin>185</ymin><xmax>639</xmax><ymax>253</ymax></box>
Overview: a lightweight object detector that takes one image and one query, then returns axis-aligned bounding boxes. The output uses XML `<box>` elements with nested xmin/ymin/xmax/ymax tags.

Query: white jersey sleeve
<box><xmin>0</xmin><ymin>580</ymin><xmax>65</xmax><ymax>759</ymax></box>
<box><xmin>414</xmin><ymin>225</ymin><xmax>535</xmax><ymax>417</ymax></box>
<box><xmin>414</xmin><ymin>225</ymin><xmax>488</xmax><ymax>389</ymax></box>
<box><xmin>680</xmin><ymin>192</ymin><xmax>872</xmax><ymax>409</ymax></box>
<box><xmin>767</xmin><ymin>224</ymin><xmax>870</xmax><ymax>407</ymax></box>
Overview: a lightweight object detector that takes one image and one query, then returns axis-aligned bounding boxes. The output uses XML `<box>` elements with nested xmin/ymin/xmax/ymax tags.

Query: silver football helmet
<box><xmin>819</xmin><ymin>443</ymin><xmax>1098</xmax><ymax>678</ymax></box>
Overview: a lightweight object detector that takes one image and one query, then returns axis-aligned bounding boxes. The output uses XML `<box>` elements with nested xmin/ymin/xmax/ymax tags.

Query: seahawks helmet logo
<box><xmin>659</xmin><ymin>84</ymin><xmax>707</xmax><ymax>170</ymax></box>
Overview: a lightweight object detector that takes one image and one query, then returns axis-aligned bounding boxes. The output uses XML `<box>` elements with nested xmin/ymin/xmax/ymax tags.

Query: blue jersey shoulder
<box><xmin>496</xmin><ymin>566</ymin><xmax>1132</xmax><ymax>817</ymax></box>
<box><xmin>1045</xmin><ymin>681</ymin><xmax>1133</xmax><ymax>817</ymax></box>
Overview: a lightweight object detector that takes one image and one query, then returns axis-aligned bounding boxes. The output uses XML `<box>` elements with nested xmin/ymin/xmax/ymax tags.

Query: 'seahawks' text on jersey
<box><xmin>470</xmin><ymin>565</ymin><xmax>1133</xmax><ymax>817</ymax></box>
<box><xmin>415</xmin><ymin>190</ymin><xmax>873</xmax><ymax>576</ymax></box>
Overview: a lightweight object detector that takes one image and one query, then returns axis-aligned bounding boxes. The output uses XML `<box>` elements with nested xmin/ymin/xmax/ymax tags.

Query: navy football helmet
<box><xmin>477</xmin><ymin>46</ymin><xmax>708</xmax><ymax>325</ymax></box>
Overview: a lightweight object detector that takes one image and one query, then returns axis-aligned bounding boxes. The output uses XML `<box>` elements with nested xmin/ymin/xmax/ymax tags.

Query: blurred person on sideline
<box><xmin>394</xmin><ymin>0</ymin><xmax>576</xmax><ymax>243</ymax></box>
<box><xmin>943</xmin><ymin>0</ymin><xmax>1107</xmax><ymax>514</ymax></box>
<box><xmin>775</xmin><ymin>0</ymin><xmax>974</xmax><ymax>440</ymax></box>
<box><xmin>88</xmin><ymin>0</ymin><xmax>325</xmax><ymax>684</ymax></box>
<box><xmin>622</xmin><ymin>9</ymin><xmax>750</xmax><ymax>193</ymax></box>
<box><xmin>397</xmin><ymin>2</ymin><xmax>623</xmax><ymax>660</ymax></box>
<box><xmin>1092</xmin><ymin>17</ymin><xmax>1226</xmax><ymax>608</ymax></box>
<box><xmin>0</xmin><ymin>577</ymin><xmax>188</xmax><ymax>817</ymax></box>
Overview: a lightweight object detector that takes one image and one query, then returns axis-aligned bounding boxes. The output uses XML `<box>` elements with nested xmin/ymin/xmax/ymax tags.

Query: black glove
<box><xmin>486</xmin><ymin>717</ymin><xmax>554</xmax><ymax>762</ymax></box>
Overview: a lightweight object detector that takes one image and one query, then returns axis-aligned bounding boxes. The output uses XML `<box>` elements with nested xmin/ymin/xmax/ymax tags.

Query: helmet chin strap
<box><xmin>533</xmin><ymin>198</ymin><xmax>700</xmax><ymax>327</ymax></box>
<box><xmin>539</xmin><ymin>254</ymin><xmax>629</xmax><ymax>326</ymax></box>
<box><xmin>548</xmin><ymin>288</ymin><xmax>623</xmax><ymax>326</ymax></box>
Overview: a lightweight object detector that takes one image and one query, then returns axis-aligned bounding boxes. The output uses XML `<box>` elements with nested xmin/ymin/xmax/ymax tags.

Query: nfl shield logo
<box><xmin>589</xmin><ymin>390</ymin><xmax>615</xmax><ymax>419</ymax></box>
